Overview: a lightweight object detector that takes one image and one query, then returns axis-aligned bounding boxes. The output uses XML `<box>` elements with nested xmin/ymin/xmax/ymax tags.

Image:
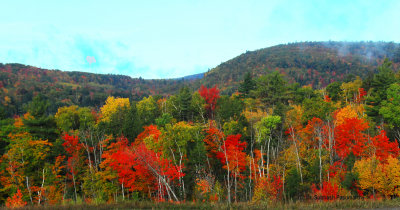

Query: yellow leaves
<box><xmin>99</xmin><ymin>96</ymin><xmax>130</xmax><ymax>122</ymax></box>
<box><xmin>354</xmin><ymin>156</ymin><xmax>400</xmax><ymax>198</ymax></box>
<box><xmin>334</xmin><ymin>104</ymin><xmax>365</xmax><ymax>126</ymax></box>
<box><xmin>285</xmin><ymin>105</ymin><xmax>303</xmax><ymax>129</ymax></box>
<box><xmin>341</xmin><ymin>76</ymin><xmax>362</xmax><ymax>102</ymax></box>
<box><xmin>335</xmin><ymin>105</ymin><xmax>358</xmax><ymax>126</ymax></box>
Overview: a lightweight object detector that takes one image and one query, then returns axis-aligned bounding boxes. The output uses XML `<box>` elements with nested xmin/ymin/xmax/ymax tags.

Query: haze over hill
<box><xmin>1</xmin><ymin>41</ymin><xmax>399</xmax><ymax>116</ymax></box>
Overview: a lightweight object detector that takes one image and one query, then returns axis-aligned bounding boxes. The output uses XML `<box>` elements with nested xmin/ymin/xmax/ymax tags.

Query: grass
<box><xmin>3</xmin><ymin>199</ymin><xmax>400</xmax><ymax>210</ymax></box>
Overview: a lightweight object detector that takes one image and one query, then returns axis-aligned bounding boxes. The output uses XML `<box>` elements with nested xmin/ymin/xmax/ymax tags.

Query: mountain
<box><xmin>0</xmin><ymin>63</ymin><xmax>194</xmax><ymax>116</ymax></box>
<box><xmin>198</xmin><ymin>41</ymin><xmax>400</xmax><ymax>94</ymax></box>
<box><xmin>1</xmin><ymin>41</ymin><xmax>400</xmax><ymax>116</ymax></box>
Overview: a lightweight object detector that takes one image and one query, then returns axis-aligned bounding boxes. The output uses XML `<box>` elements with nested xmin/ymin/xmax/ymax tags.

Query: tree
<box><xmin>334</xmin><ymin>117</ymin><xmax>369</xmax><ymax>159</ymax></box>
<box><xmin>216</xmin><ymin>134</ymin><xmax>247</xmax><ymax>203</ymax></box>
<box><xmin>252</xmin><ymin>71</ymin><xmax>288</xmax><ymax>107</ymax></box>
<box><xmin>379</xmin><ymin>83</ymin><xmax>400</xmax><ymax>140</ymax></box>
<box><xmin>238</xmin><ymin>72</ymin><xmax>255</xmax><ymax>98</ymax></box>
<box><xmin>137</xmin><ymin>96</ymin><xmax>158</xmax><ymax>125</ymax></box>
<box><xmin>366</xmin><ymin>58</ymin><xmax>396</xmax><ymax>122</ymax></box>
<box><xmin>177</xmin><ymin>86</ymin><xmax>192</xmax><ymax>121</ymax></box>
<box><xmin>326</xmin><ymin>81</ymin><xmax>342</xmax><ymax>101</ymax></box>
<box><xmin>199</xmin><ymin>85</ymin><xmax>220</xmax><ymax>119</ymax></box>
<box><xmin>354</xmin><ymin>156</ymin><xmax>400</xmax><ymax>198</ymax></box>
<box><xmin>23</xmin><ymin>95</ymin><xmax>58</xmax><ymax>141</ymax></box>
<box><xmin>99</xmin><ymin>96</ymin><xmax>130</xmax><ymax>123</ymax></box>
<box><xmin>5</xmin><ymin>188</ymin><xmax>27</xmax><ymax>208</ymax></box>
<box><xmin>62</xmin><ymin>134</ymin><xmax>84</xmax><ymax>202</ymax></box>
<box><xmin>55</xmin><ymin>106</ymin><xmax>95</xmax><ymax>132</ymax></box>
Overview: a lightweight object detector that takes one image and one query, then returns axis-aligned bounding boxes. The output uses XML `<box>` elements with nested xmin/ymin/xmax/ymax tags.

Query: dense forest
<box><xmin>1</xmin><ymin>52</ymin><xmax>400</xmax><ymax>207</ymax></box>
<box><xmin>2</xmin><ymin>41</ymin><xmax>400</xmax><ymax>118</ymax></box>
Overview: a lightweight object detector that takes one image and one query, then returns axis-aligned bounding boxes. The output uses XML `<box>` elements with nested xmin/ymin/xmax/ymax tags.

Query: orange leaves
<box><xmin>253</xmin><ymin>176</ymin><xmax>283</xmax><ymax>202</ymax></box>
<box><xmin>134</xmin><ymin>125</ymin><xmax>161</xmax><ymax>147</ymax></box>
<box><xmin>334</xmin><ymin>105</ymin><xmax>358</xmax><ymax>126</ymax></box>
<box><xmin>203</xmin><ymin>122</ymin><xmax>225</xmax><ymax>158</ymax></box>
<box><xmin>5</xmin><ymin>189</ymin><xmax>27</xmax><ymax>208</ymax></box>
<box><xmin>354</xmin><ymin>156</ymin><xmax>400</xmax><ymax>198</ymax></box>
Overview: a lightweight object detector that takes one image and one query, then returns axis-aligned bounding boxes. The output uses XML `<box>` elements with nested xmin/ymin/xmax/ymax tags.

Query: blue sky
<box><xmin>0</xmin><ymin>1</ymin><xmax>399</xmax><ymax>79</ymax></box>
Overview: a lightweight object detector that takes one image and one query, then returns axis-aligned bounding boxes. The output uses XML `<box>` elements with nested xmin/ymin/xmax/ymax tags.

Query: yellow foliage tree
<box><xmin>335</xmin><ymin>105</ymin><xmax>358</xmax><ymax>126</ymax></box>
<box><xmin>99</xmin><ymin>96</ymin><xmax>130</xmax><ymax>122</ymax></box>
<box><xmin>354</xmin><ymin>156</ymin><xmax>400</xmax><ymax>198</ymax></box>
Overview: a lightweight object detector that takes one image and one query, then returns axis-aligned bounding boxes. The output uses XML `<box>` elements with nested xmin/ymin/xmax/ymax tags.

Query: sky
<box><xmin>0</xmin><ymin>0</ymin><xmax>400</xmax><ymax>79</ymax></box>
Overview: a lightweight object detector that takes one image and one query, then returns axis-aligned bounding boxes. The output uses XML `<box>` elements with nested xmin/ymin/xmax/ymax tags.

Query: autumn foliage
<box><xmin>6</xmin><ymin>189</ymin><xmax>27</xmax><ymax>208</ymax></box>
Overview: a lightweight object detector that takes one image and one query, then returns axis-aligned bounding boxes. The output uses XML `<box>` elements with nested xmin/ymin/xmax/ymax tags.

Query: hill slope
<box><xmin>0</xmin><ymin>63</ymin><xmax>197</xmax><ymax>115</ymax></box>
<box><xmin>200</xmin><ymin>41</ymin><xmax>400</xmax><ymax>93</ymax></box>
<box><xmin>1</xmin><ymin>41</ymin><xmax>400</xmax><ymax>116</ymax></box>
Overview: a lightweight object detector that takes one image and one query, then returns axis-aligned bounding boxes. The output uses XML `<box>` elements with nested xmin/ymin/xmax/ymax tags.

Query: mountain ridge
<box><xmin>1</xmin><ymin>41</ymin><xmax>400</xmax><ymax>116</ymax></box>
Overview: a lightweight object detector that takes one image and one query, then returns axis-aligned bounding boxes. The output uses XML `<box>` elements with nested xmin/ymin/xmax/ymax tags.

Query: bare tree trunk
<box><xmin>267</xmin><ymin>136</ymin><xmax>271</xmax><ymax>177</ymax></box>
<box><xmin>26</xmin><ymin>176</ymin><xmax>33</xmax><ymax>204</ymax></box>
<box><xmin>72</xmin><ymin>173</ymin><xmax>78</xmax><ymax>202</ymax></box>
<box><xmin>121</xmin><ymin>180</ymin><xmax>125</xmax><ymax>200</ymax></box>
<box><xmin>38</xmin><ymin>169</ymin><xmax>45</xmax><ymax>204</ymax></box>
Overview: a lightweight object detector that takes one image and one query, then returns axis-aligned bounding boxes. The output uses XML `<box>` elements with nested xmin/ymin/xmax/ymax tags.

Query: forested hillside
<box><xmin>0</xmin><ymin>63</ymin><xmax>196</xmax><ymax>116</ymax></box>
<box><xmin>1</xmin><ymin>56</ymin><xmax>400</xmax><ymax>207</ymax></box>
<box><xmin>201</xmin><ymin>41</ymin><xmax>400</xmax><ymax>93</ymax></box>
<box><xmin>1</xmin><ymin>42</ymin><xmax>400</xmax><ymax>119</ymax></box>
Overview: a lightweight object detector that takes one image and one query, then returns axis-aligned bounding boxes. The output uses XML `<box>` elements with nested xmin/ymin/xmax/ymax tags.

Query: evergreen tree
<box><xmin>177</xmin><ymin>86</ymin><xmax>192</xmax><ymax>121</ymax></box>
<box><xmin>23</xmin><ymin>95</ymin><xmax>58</xmax><ymax>141</ymax></box>
<box><xmin>238</xmin><ymin>72</ymin><xmax>255</xmax><ymax>98</ymax></box>
<box><xmin>366</xmin><ymin>58</ymin><xmax>397</xmax><ymax>123</ymax></box>
<box><xmin>122</xmin><ymin>103</ymin><xmax>143</xmax><ymax>141</ymax></box>
<box><xmin>252</xmin><ymin>71</ymin><xmax>289</xmax><ymax>107</ymax></box>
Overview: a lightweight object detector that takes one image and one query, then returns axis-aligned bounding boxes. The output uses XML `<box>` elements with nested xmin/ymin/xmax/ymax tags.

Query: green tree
<box><xmin>177</xmin><ymin>87</ymin><xmax>192</xmax><ymax>121</ymax></box>
<box><xmin>137</xmin><ymin>96</ymin><xmax>158</xmax><ymax>125</ymax></box>
<box><xmin>238</xmin><ymin>72</ymin><xmax>255</xmax><ymax>98</ymax></box>
<box><xmin>23</xmin><ymin>95</ymin><xmax>58</xmax><ymax>141</ymax></box>
<box><xmin>366</xmin><ymin>58</ymin><xmax>396</xmax><ymax>122</ymax></box>
<box><xmin>252</xmin><ymin>71</ymin><xmax>289</xmax><ymax>107</ymax></box>
<box><xmin>379</xmin><ymin>83</ymin><xmax>400</xmax><ymax>140</ymax></box>
<box><xmin>326</xmin><ymin>81</ymin><xmax>342</xmax><ymax>101</ymax></box>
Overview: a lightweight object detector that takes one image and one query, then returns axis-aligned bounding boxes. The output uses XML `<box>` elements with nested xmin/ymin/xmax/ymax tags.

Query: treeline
<box><xmin>202</xmin><ymin>41</ymin><xmax>400</xmax><ymax>94</ymax></box>
<box><xmin>2</xmin><ymin>59</ymin><xmax>400</xmax><ymax>207</ymax></box>
<box><xmin>0</xmin><ymin>63</ymin><xmax>194</xmax><ymax>117</ymax></box>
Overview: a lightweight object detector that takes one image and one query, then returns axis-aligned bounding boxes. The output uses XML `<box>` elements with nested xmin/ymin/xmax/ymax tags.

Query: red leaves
<box><xmin>104</xmin><ymin>135</ymin><xmax>184</xmax><ymax>199</ymax></box>
<box><xmin>134</xmin><ymin>125</ymin><xmax>161</xmax><ymax>146</ymax></box>
<box><xmin>62</xmin><ymin>134</ymin><xmax>82</xmax><ymax>155</ymax></box>
<box><xmin>334</xmin><ymin>117</ymin><xmax>369</xmax><ymax>159</ymax></box>
<box><xmin>199</xmin><ymin>85</ymin><xmax>220</xmax><ymax>115</ymax></box>
<box><xmin>371</xmin><ymin>130</ymin><xmax>399</xmax><ymax>161</ymax></box>
<box><xmin>6</xmin><ymin>189</ymin><xmax>27</xmax><ymax>208</ymax></box>
<box><xmin>311</xmin><ymin>181</ymin><xmax>339</xmax><ymax>201</ymax></box>
<box><xmin>354</xmin><ymin>88</ymin><xmax>367</xmax><ymax>103</ymax></box>
<box><xmin>62</xmin><ymin>134</ymin><xmax>83</xmax><ymax>176</ymax></box>
<box><xmin>216</xmin><ymin>134</ymin><xmax>247</xmax><ymax>175</ymax></box>
<box><xmin>253</xmin><ymin>176</ymin><xmax>283</xmax><ymax>201</ymax></box>
<box><xmin>203</xmin><ymin>122</ymin><xmax>224</xmax><ymax>158</ymax></box>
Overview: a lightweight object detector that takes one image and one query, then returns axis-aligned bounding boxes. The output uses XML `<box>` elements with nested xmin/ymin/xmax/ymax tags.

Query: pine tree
<box><xmin>178</xmin><ymin>86</ymin><xmax>192</xmax><ymax>121</ymax></box>
<box><xmin>238</xmin><ymin>72</ymin><xmax>255</xmax><ymax>98</ymax></box>
<box><xmin>366</xmin><ymin>58</ymin><xmax>396</xmax><ymax>123</ymax></box>
<box><xmin>23</xmin><ymin>95</ymin><xmax>58</xmax><ymax>141</ymax></box>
